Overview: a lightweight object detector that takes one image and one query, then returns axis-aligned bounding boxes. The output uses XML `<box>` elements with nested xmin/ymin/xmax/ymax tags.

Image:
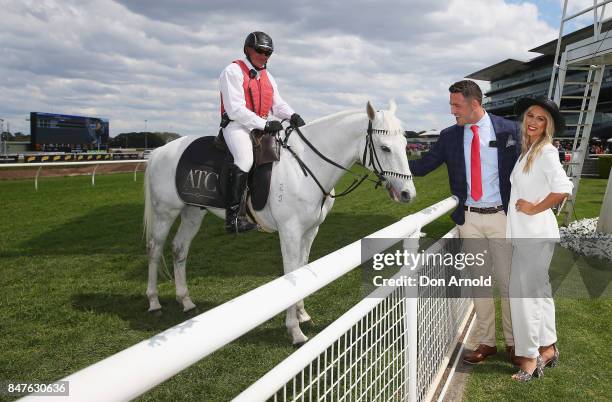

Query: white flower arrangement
<box><xmin>559</xmin><ymin>218</ymin><xmax>612</xmax><ymax>261</ymax></box>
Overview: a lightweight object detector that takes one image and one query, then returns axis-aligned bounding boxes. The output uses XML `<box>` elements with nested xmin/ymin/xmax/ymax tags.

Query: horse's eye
<box><xmin>380</xmin><ymin>145</ymin><xmax>391</xmax><ymax>153</ymax></box>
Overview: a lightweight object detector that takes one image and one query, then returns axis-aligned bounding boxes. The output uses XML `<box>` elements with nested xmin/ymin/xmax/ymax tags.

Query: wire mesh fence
<box><xmin>272</xmin><ymin>287</ymin><xmax>409</xmax><ymax>402</ymax></box>
<box><xmin>245</xmin><ymin>227</ymin><xmax>473</xmax><ymax>402</ymax></box>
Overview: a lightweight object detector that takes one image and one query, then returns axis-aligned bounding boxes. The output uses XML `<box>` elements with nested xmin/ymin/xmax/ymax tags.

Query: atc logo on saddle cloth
<box><xmin>175</xmin><ymin>135</ymin><xmax>279</xmax><ymax>211</ymax></box>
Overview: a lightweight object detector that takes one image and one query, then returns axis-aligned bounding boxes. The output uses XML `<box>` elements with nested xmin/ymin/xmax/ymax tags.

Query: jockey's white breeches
<box><xmin>223</xmin><ymin>124</ymin><xmax>253</xmax><ymax>172</ymax></box>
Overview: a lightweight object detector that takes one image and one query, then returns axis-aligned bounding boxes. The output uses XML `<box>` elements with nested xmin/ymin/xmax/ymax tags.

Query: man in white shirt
<box><xmin>409</xmin><ymin>80</ymin><xmax>522</xmax><ymax>365</ymax></box>
<box><xmin>219</xmin><ymin>31</ymin><xmax>305</xmax><ymax>234</ymax></box>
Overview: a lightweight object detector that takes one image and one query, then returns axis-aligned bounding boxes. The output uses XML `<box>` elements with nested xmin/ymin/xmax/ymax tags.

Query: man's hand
<box><xmin>290</xmin><ymin>113</ymin><xmax>306</xmax><ymax>127</ymax></box>
<box><xmin>264</xmin><ymin>120</ymin><xmax>283</xmax><ymax>133</ymax></box>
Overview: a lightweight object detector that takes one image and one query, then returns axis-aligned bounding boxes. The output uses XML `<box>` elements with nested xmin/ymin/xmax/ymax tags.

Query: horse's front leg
<box><xmin>279</xmin><ymin>225</ymin><xmax>309</xmax><ymax>346</ymax></box>
<box><xmin>296</xmin><ymin>226</ymin><xmax>320</xmax><ymax>324</ymax></box>
<box><xmin>172</xmin><ymin>206</ymin><xmax>206</xmax><ymax>313</ymax></box>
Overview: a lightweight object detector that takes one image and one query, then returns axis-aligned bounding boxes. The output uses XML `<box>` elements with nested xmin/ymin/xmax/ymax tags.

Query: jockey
<box><xmin>219</xmin><ymin>31</ymin><xmax>305</xmax><ymax>234</ymax></box>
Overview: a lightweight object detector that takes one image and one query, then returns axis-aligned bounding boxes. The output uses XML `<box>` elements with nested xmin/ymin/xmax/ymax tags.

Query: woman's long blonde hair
<box><xmin>520</xmin><ymin>105</ymin><xmax>555</xmax><ymax>173</ymax></box>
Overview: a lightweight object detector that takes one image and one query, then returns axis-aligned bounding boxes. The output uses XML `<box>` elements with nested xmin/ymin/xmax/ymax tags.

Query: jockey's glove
<box><xmin>264</xmin><ymin>120</ymin><xmax>284</xmax><ymax>133</ymax></box>
<box><xmin>290</xmin><ymin>113</ymin><xmax>306</xmax><ymax>127</ymax></box>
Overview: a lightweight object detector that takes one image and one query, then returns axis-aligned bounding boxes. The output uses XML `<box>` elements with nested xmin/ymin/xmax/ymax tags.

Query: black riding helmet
<box><xmin>244</xmin><ymin>31</ymin><xmax>273</xmax><ymax>69</ymax></box>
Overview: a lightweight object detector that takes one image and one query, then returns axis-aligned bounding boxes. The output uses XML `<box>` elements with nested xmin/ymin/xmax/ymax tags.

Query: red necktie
<box><xmin>470</xmin><ymin>125</ymin><xmax>482</xmax><ymax>201</ymax></box>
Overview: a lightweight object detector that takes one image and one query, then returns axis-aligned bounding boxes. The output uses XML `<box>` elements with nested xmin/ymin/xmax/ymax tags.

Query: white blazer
<box><xmin>507</xmin><ymin>143</ymin><xmax>573</xmax><ymax>241</ymax></box>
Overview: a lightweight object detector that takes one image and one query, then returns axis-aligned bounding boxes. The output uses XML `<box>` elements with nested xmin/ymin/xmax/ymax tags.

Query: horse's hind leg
<box><xmin>147</xmin><ymin>209</ymin><xmax>180</xmax><ymax>313</ymax></box>
<box><xmin>296</xmin><ymin>226</ymin><xmax>319</xmax><ymax>324</ymax></box>
<box><xmin>172</xmin><ymin>206</ymin><xmax>206</xmax><ymax>313</ymax></box>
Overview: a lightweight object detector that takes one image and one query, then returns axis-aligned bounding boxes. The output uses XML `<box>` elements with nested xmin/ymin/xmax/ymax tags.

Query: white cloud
<box><xmin>0</xmin><ymin>0</ymin><xmax>558</xmax><ymax>136</ymax></box>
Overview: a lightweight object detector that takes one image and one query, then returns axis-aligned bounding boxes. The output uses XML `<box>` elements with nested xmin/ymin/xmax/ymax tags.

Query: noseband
<box><xmin>362</xmin><ymin>120</ymin><xmax>413</xmax><ymax>188</ymax></box>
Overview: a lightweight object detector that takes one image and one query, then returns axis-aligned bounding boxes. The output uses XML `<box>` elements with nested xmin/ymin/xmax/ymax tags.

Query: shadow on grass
<box><xmin>71</xmin><ymin>293</ymin><xmax>221</xmax><ymax>332</ymax></box>
<box><xmin>466</xmin><ymin>357</ymin><xmax>517</xmax><ymax>376</ymax></box>
<box><xmin>233</xmin><ymin>319</ymin><xmax>337</xmax><ymax>349</ymax></box>
<box><xmin>70</xmin><ymin>292</ymin><xmax>335</xmax><ymax>349</ymax></box>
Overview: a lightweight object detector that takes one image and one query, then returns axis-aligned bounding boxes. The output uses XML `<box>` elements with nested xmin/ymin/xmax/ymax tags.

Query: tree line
<box><xmin>107</xmin><ymin>132</ymin><xmax>181</xmax><ymax>148</ymax></box>
<box><xmin>1</xmin><ymin>131</ymin><xmax>182</xmax><ymax>149</ymax></box>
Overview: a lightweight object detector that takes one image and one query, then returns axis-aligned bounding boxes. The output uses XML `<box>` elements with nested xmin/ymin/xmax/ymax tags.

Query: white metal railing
<box><xmin>236</xmin><ymin>227</ymin><xmax>472</xmax><ymax>402</ymax></box>
<box><xmin>0</xmin><ymin>160</ymin><xmax>146</xmax><ymax>189</ymax></box>
<box><xmin>20</xmin><ymin>196</ymin><xmax>459</xmax><ymax>402</ymax></box>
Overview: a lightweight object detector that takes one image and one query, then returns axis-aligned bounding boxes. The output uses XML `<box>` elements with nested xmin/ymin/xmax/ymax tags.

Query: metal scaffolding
<box><xmin>548</xmin><ymin>0</ymin><xmax>612</xmax><ymax>224</ymax></box>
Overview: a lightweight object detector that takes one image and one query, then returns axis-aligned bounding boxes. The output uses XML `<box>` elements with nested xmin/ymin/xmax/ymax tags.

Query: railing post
<box><xmin>134</xmin><ymin>162</ymin><xmax>141</xmax><ymax>182</ymax></box>
<box><xmin>91</xmin><ymin>164</ymin><xmax>100</xmax><ymax>186</ymax></box>
<box><xmin>403</xmin><ymin>229</ymin><xmax>421</xmax><ymax>402</ymax></box>
<box><xmin>34</xmin><ymin>166</ymin><xmax>42</xmax><ymax>191</ymax></box>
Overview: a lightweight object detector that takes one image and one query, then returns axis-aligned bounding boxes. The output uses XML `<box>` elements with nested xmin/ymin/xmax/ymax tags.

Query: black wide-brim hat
<box><xmin>514</xmin><ymin>96</ymin><xmax>566</xmax><ymax>136</ymax></box>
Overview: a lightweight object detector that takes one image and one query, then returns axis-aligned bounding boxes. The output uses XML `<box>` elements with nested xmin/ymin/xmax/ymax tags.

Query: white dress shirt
<box><xmin>506</xmin><ymin>143</ymin><xmax>573</xmax><ymax>241</ymax></box>
<box><xmin>219</xmin><ymin>58</ymin><xmax>294</xmax><ymax>132</ymax></box>
<box><xmin>463</xmin><ymin>112</ymin><xmax>503</xmax><ymax>208</ymax></box>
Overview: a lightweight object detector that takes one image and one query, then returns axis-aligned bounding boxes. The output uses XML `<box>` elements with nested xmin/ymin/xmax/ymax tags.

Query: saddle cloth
<box><xmin>175</xmin><ymin>136</ymin><xmax>274</xmax><ymax>210</ymax></box>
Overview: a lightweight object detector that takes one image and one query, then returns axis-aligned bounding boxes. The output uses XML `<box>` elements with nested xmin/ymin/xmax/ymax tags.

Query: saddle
<box><xmin>175</xmin><ymin>134</ymin><xmax>279</xmax><ymax>210</ymax></box>
<box><xmin>214</xmin><ymin>128</ymin><xmax>280</xmax><ymax>166</ymax></box>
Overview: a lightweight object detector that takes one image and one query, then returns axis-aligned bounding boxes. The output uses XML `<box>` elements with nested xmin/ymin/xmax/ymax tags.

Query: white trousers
<box><xmin>223</xmin><ymin>124</ymin><xmax>253</xmax><ymax>172</ymax></box>
<box><xmin>509</xmin><ymin>241</ymin><xmax>557</xmax><ymax>358</ymax></box>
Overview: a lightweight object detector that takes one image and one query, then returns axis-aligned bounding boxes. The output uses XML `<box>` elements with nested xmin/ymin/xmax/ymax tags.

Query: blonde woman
<box><xmin>507</xmin><ymin>97</ymin><xmax>573</xmax><ymax>382</ymax></box>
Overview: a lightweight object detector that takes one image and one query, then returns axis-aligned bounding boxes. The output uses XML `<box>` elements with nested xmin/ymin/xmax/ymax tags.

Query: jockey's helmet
<box><xmin>244</xmin><ymin>31</ymin><xmax>274</xmax><ymax>55</ymax></box>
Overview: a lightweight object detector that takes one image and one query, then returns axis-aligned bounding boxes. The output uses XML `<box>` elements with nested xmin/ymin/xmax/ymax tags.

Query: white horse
<box><xmin>143</xmin><ymin>100</ymin><xmax>415</xmax><ymax>345</ymax></box>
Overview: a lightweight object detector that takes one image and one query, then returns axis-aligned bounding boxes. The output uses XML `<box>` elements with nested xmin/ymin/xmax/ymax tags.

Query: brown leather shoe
<box><xmin>463</xmin><ymin>344</ymin><xmax>497</xmax><ymax>364</ymax></box>
<box><xmin>506</xmin><ymin>345</ymin><xmax>521</xmax><ymax>366</ymax></box>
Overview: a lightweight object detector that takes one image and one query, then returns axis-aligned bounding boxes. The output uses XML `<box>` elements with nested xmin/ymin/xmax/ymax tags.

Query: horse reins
<box><xmin>278</xmin><ymin>119</ymin><xmax>411</xmax><ymax>200</ymax></box>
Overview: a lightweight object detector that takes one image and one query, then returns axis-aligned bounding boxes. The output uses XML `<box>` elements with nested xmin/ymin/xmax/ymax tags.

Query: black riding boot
<box><xmin>225</xmin><ymin>165</ymin><xmax>258</xmax><ymax>234</ymax></box>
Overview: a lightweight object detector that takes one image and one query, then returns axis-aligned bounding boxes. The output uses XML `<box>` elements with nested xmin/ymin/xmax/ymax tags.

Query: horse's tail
<box><xmin>143</xmin><ymin>162</ymin><xmax>153</xmax><ymax>246</ymax></box>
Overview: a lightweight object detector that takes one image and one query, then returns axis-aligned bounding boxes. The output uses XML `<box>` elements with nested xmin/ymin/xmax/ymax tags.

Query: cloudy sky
<box><xmin>0</xmin><ymin>0</ymin><xmax>599</xmax><ymax>137</ymax></box>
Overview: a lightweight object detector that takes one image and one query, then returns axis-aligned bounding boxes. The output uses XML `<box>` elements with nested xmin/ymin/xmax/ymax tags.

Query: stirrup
<box><xmin>225</xmin><ymin>206</ymin><xmax>257</xmax><ymax>234</ymax></box>
<box><xmin>231</xmin><ymin>217</ymin><xmax>258</xmax><ymax>234</ymax></box>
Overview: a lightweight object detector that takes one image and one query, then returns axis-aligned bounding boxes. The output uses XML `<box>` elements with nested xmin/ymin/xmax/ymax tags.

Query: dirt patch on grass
<box><xmin>0</xmin><ymin>163</ymin><xmax>146</xmax><ymax>180</ymax></box>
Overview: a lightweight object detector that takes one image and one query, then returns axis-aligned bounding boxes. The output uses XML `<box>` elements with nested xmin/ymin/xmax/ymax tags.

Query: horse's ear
<box><xmin>367</xmin><ymin>101</ymin><xmax>376</xmax><ymax>121</ymax></box>
<box><xmin>388</xmin><ymin>99</ymin><xmax>397</xmax><ymax>115</ymax></box>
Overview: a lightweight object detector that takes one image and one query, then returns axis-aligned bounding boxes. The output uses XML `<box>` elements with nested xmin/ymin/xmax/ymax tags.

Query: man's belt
<box><xmin>464</xmin><ymin>205</ymin><xmax>504</xmax><ymax>214</ymax></box>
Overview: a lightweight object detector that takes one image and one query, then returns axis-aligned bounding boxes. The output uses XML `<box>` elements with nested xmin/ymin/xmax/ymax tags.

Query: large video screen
<box><xmin>30</xmin><ymin>112</ymin><xmax>109</xmax><ymax>149</ymax></box>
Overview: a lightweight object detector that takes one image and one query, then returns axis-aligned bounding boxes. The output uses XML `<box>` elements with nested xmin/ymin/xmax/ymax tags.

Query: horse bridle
<box><xmin>362</xmin><ymin>120</ymin><xmax>413</xmax><ymax>186</ymax></box>
<box><xmin>279</xmin><ymin>118</ymin><xmax>412</xmax><ymax>200</ymax></box>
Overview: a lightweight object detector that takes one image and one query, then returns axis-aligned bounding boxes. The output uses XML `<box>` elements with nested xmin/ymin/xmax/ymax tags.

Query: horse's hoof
<box><xmin>184</xmin><ymin>307</ymin><xmax>200</xmax><ymax>316</ymax></box>
<box><xmin>149</xmin><ymin>309</ymin><xmax>163</xmax><ymax>317</ymax></box>
<box><xmin>293</xmin><ymin>340</ymin><xmax>308</xmax><ymax>348</ymax></box>
<box><xmin>299</xmin><ymin>317</ymin><xmax>314</xmax><ymax>326</ymax></box>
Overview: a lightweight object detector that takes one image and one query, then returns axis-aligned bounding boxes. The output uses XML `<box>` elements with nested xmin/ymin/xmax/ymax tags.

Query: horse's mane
<box><xmin>306</xmin><ymin>109</ymin><xmax>363</xmax><ymax>126</ymax></box>
<box><xmin>304</xmin><ymin>108</ymin><xmax>403</xmax><ymax>135</ymax></box>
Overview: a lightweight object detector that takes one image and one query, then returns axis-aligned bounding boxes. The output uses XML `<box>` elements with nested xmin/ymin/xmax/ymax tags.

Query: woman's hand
<box><xmin>515</xmin><ymin>199</ymin><xmax>537</xmax><ymax>215</ymax></box>
<box><xmin>515</xmin><ymin>193</ymin><xmax>568</xmax><ymax>216</ymax></box>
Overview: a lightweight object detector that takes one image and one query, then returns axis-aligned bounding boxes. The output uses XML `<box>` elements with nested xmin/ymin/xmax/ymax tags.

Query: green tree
<box><xmin>108</xmin><ymin>132</ymin><xmax>167</xmax><ymax>148</ymax></box>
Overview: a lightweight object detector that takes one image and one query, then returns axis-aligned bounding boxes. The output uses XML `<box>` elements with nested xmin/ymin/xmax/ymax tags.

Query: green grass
<box><xmin>463</xmin><ymin>177</ymin><xmax>612</xmax><ymax>402</ymax></box>
<box><xmin>568</xmin><ymin>176</ymin><xmax>609</xmax><ymax>221</ymax></box>
<box><xmin>1</xmin><ymin>169</ymin><xmax>608</xmax><ymax>401</ymax></box>
<box><xmin>0</xmin><ymin>166</ymin><xmax>453</xmax><ymax>401</ymax></box>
